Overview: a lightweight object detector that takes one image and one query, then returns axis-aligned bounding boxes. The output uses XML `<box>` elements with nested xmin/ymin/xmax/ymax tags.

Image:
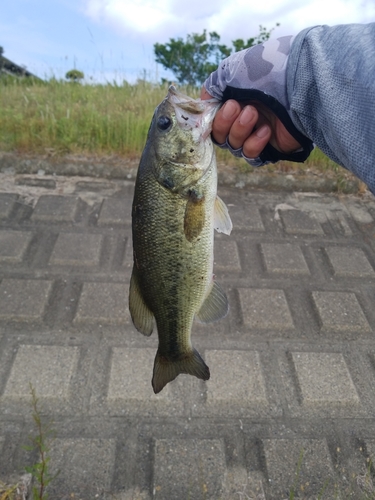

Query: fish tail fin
<box><xmin>152</xmin><ymin>348</ymin><xmax>210</xmax><ymax>394</ymax></box>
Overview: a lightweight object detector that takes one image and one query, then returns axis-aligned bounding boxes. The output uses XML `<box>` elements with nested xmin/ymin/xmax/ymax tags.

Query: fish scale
<box><xmin>133</xmin><ymin>163</ymin><xmax>213</xmax><ymax>349</ymax></box>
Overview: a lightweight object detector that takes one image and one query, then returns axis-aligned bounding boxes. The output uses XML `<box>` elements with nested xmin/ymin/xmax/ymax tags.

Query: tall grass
<box><xmin>0</xmin><ymin>76</ymin><xmax>188</xmax><ymax>156</ymax></box>
<box><xmin>0</xmin><ymin>75</ymin><xmax>340</xmax><ymax>174</ymax></box>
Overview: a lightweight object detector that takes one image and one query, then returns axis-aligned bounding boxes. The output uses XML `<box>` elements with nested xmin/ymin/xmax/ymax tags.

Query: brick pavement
<box><xmin>1</xmin><ymin>173</ymin><xmax>375</xmax><ymax>498</ymax></box>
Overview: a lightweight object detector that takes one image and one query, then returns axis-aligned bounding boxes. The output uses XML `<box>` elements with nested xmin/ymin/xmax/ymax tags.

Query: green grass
<box><xmin>24</xmin><ymin>384</ymin><xmax>57</xmax><ymax>499</ymax></box>
<box><xmin>0</xmin><ymin>75</ymin><xmax>358</xmax><ymax>188</ymax></box>
<box><xmin>0</xmin><ymin>76</ymin><xmax>189</xmax><ymax>156</ymax></box>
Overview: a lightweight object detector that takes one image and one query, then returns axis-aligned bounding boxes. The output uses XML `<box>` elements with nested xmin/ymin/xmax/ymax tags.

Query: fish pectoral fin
<box><xmin>196</xmin><ymin>280</ymin><xmax>229</xmax><ymax>323</ymax></box>
<box><xmin>152</xmin><ymin>348</ymin><xmax>210</xmax><ymax>394</ymax></box>
<box><xmin>184</xmin><ymin>194</ymin><xmax>205</xmax><ymax>242</ymax></box>
<box><xmin>129</xmin><ymin>267</ymin><xmax>154</xmax><ymax>336</ymax></box>
<box><xmin>214</xmin><ymin>196</ymin><xmax>233</xmax><ymax>235</ymax></box>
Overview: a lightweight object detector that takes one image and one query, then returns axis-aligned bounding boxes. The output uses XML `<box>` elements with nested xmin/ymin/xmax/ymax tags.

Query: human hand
<box><xmin>201</xmin><ymin>37</ymin><xmax>313</xmax><ymax>166</ymax></box>
<box><xmin>201</xmin><ymin>90</ymin><xmax>301</xmax><ymax>159</ymax></box>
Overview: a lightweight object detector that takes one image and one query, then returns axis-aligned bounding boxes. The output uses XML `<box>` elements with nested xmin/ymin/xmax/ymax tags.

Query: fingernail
<box><xmin>239</xmin><ymin>106</ymin><xmax>255</xmax><ymax>125</ymax></box>
<box><xmin>222</xmin><ymin>101</ymin><xmax>238</xmax><ymax>120</ymax></box>
<box><xmin>256</xmin><ymin>125</ymin><xmax>270</xmax><ymax>138</ymax></box>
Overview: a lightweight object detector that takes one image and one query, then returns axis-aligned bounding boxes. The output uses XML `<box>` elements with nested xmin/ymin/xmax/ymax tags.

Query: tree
<box><xmin>154</xmin><ymin>30</ymin><xmax>226</xmax><ymax>86</ymax></box>
<box><xmin>232</xmin><ymin>24</ymin><xmax>279</xmax><ymax>52</ymax></box>
<box><xmin>65</xmin><ymin>69</ymin><xmax>84</xmax><ymax>82</ymax></box>
<box><xmin>0</xmin><ymin>46</ymin><xmax>4</xmax><ymax>73</ymax></box>
<box><xmin>154</xmin><ymin>24</ymin><xmax>279</xmax><ymax>86</ymax></box>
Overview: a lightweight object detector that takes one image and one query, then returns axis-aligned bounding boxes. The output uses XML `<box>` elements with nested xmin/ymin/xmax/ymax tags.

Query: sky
<box><xmin>1</xmin><ymin>0</ymin><xmax>374</xmax><ymax>83</ymax></box>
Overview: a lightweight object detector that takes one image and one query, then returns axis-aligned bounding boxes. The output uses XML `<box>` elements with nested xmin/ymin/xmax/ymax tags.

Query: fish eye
<box><xmin>157</xmin><ymin>115</ymin><xmax>172</xmax><ymax>131</ymax></box>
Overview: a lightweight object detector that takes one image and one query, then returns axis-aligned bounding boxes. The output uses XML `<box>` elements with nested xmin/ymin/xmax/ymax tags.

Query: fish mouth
<box><xmin>167</xmin><ymin>85</ymin><xmax>220</xmax><ymax>140</ymax></box>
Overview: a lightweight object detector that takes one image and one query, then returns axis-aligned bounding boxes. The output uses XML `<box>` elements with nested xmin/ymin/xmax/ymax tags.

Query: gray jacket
<box><xmin>204</xmin><ymin>23</ymin><xmax>375</xmax><ymax>193</ymax></box>
<box><xmin>287</xmin><ymin>23</ymin><xmax>375</xmax><ymax>194</ymax></box>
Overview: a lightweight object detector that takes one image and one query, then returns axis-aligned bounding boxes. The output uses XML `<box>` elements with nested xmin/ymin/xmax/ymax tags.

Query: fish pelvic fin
<box><xmin>196</xmin><ymin>280</ymin><xmax>229</xmax><ymax>323</ymax></box>
<box><xmin>129</xmin><ymin>267</ymin><xmax>154</xmax><ymax>336</ymax></box>
<box><xmin>152</xmin><ymin>348</ymin><xmax>210</xmax><ymax>394</ymax></box>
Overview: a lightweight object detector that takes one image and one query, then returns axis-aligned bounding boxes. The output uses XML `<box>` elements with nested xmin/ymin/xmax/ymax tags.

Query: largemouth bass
<box><xmin>129</xmin><ymin>86</ymin><xmax>232</xmax><ymax>394</ymax></box>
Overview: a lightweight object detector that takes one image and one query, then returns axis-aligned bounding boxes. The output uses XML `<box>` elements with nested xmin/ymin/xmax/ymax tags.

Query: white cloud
<box><xmin>5</xmin><ymin>0</ymin><xmax>374</xmax><ymax>82</ymax></box>
<box><xmin>85</xmin><ymin>0</ymin><xmax>176</xmax><ymax>34</ymax></box>
<box><xmin>83</xmin><ymin>0</ymin><xmax>375</xmax><ymax>44</ymax></box>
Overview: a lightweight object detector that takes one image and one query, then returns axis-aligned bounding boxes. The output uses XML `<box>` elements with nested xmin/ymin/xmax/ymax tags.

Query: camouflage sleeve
<box><xmin>203</xmin><ymin>36</ymin><xmax>314</xmax><ymax>167</ymax></box>
<box><xmin>287</xmin><ymin>23</ymin><xmax>375</xmax><ymax>194</ymax></box>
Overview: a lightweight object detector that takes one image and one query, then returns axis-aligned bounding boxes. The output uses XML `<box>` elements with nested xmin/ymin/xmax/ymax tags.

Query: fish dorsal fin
<box><xmin>214</xmin><ymin>196</ymin><xmax>233</xmax><ymax>234</ymax></box>
<box><xmin>196</xmin><ymin>281</ymin><xmax>229</xmax><ymax>323</ymax></box>
<box><xmin>129</xmin><ymin>267</ymin><xmax>154</xmax><ymax>336</ymax></box>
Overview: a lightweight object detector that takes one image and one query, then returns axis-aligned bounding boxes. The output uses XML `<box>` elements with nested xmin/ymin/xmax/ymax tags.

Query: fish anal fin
<box><xmin>196</xmin><ymin>281</ymin><xmax>229</xmax><ymax>323</ymax></box>
<box><xmin>214</xmin><ymin>196</ymin><xmax>233</xmax><ymax>234</ymax></box>
<box><xmin>152</xmin><ymin>348</ymin><xmax>210</xmax><ymax>394</ymax></box>
<box><xmin>129</xmin><ymin>267</ymin><xmax>154</xmax><ymax>336</ymax></box>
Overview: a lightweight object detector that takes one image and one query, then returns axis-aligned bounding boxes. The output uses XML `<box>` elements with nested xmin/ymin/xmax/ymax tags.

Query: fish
<box><xmin>129</xmin><ymin>86</ymin><xmax>232</xmax><ymax>394</ymax></box>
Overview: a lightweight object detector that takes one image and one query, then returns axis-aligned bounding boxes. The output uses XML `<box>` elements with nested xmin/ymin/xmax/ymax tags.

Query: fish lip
<box><xmin>168</xmin><ymin>84</ymin><xmax>218</xmax><ymax>106</ymax></box>
<box><xmin>167</xmin><ymin>85</ymin><xmax>220</xmax><ymax>138</ymax></box>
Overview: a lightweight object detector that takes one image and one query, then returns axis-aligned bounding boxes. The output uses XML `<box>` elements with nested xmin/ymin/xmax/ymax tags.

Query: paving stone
<box><xmin>0</xmin><ymin>193</ymin><xmax>18</xmax><ymax>219</ymax></box>
<box><xmin>3</xmin><ymin>185</ymin><xmax>375</xmax><ymax>498</ymax></box>
<box><xmin>327</xmin><ymin>211</ymin><xmax>353</xmax><ymax>236</ymax></box>
<box><xmin>312</xmin><ymin>291</ymin><xmax>371</xmax><ymax>332</ymax></box>
<box><xmin>0</xmin><ymin>279</ymin><xmax>53</xmax><ymax>321</ymax></box>
<box><xmin>346</xmin><ymin>203</ymin><xmax>374</xmax><ymax>224</ymax></box>
<box><xmin>261</xmin><ymin>243</ymin><xmax>310</xmax><ymax>275</ymax></box>
<box><xmin>153</xmin><ymin>438</ymin><xmax>226</xmax><ymax>500</ymax></box>
<box><xmin>0</xmin><ymin>231</ymin><xmax>32</xmax><ymax>263</ymax></box>
<box><xmin>107</xmin><ymin>347</ymin><xmax>170</xmax><ymax>400</ymax></box>
<box><xmin>3</xmin><ymin>345</ymin><xmax>78</xmax><ymax>399</ymax></box>
<box><xmin>206</xmin><ymin>350</ymin><xmax>267</xmax><ymax>403</ymax></box>
<box><xmin>325</xmin><ymin>246</ymin><xmax>375</xmax><ymax>278</ymax></box>
<box><xmin>364</xmin><ymin>440</ymin><xmax>375</xmax><ymax>461</ymax></box>
<box><xmin>223</xmin><ymin>468</ymin><xmax>266</xmax><ymax>500</ymax></box>
<box><xmin>31</xmin><ymin>195</ymin><xmax>78</xmax><ymax>222</ymax></box>
<box><xmin>47</xmin><ymin>438</ymin><xmax>116</xmax><ymax>499</ymax></box>
<box><xmin>74</xmin><ymin>282</ymin><xmax>129</xmax><ymax>324</ymax></box>
<box><xmin>122</xmin><ymin>234</ymin><xmax>133</xmax><ymax>269</ymax></box>
<box><xmin>98</xmin><ymin>198</ymin><xmax>129</xmax><ymax>225</ymax></box>
<box><xmin>280</xmin><ymin>209</ymin><xmax>324</xmax><ymax>234</ymax></box>
<box><xmin>214</xmin><ymin>239</ymin><xmax>241</xmax><ymax>271</ymax></box>
<box><xmin>0</xmin><ymin>436</ymin><xmax>7</xmax><ymax>478</ymax></box>
<box><xmin>337</xmin><ymin>213</ymin><xmax>353</xmax><ymax>236</ymax></box>
<box><xmin>291</xmin><ymin>352</ymin><xmax>359</xmax><ymax>407</ymax></box>
<box><xmin>15</xmin><ymin>176</ymin><xmax>56</xmax><ymax>189</ymax></box>
<box><xmin>238</xmin><ymin>288</ymin><xmax>294</xmax><ymax>329</ymax></box>
<box><xmin>226</xmin><ymin>204</ymin><xmax>265</xmax><ymax>231</ymax></box>
<box><xmin>114</xmin><ymin>488</ymin><xmax>151</xmax><ymax>500</ymax></box>
<box><xmin>75</xmin><ymin>180</ymin><xmax>114</xmax><ymax>191</ymax></box>
<box><xmin>49</xmin><ymin>233</ymin><xmax>103</xmax><ymax>266</ymax></box>
<box><xmin>262</xmin><ymin>438</ymin><xmax>336</xmax><ymax>498</ymax></box>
